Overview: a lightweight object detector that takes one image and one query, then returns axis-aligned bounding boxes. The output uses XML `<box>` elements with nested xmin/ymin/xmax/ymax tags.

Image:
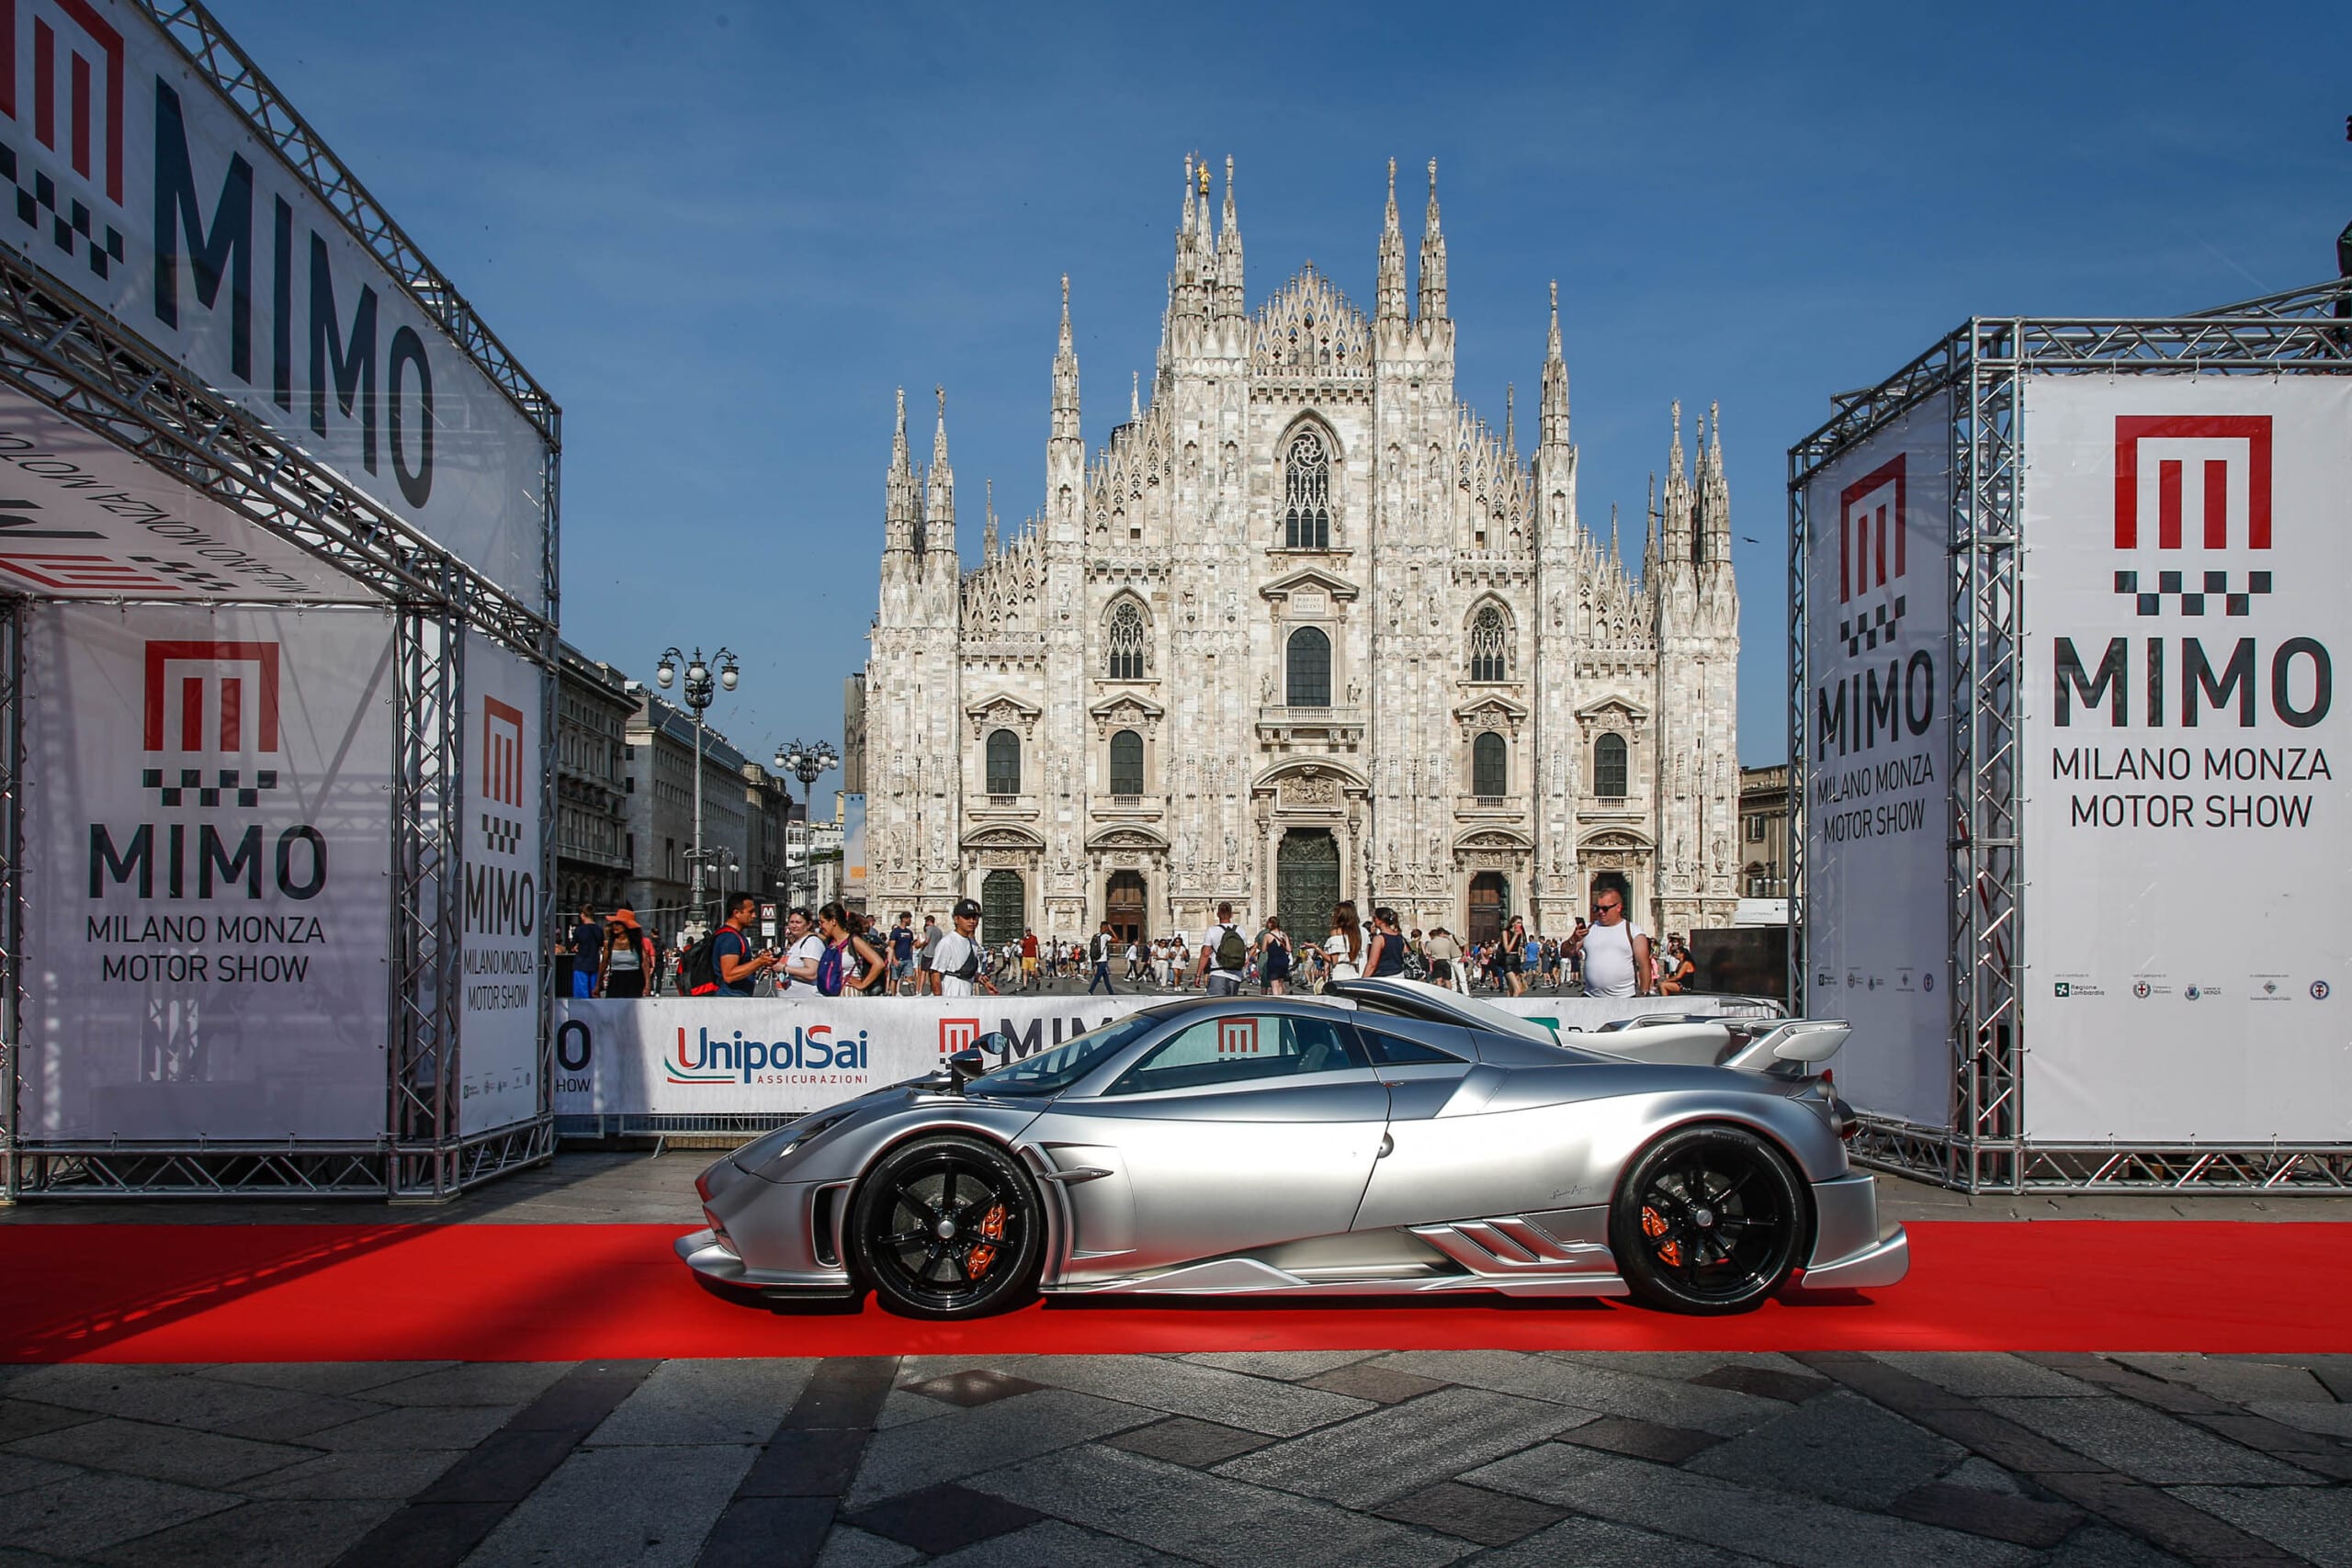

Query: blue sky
<box><xmin>212</xmin><ymin>0</ymin><xmax>2349</xmax><ymax>769</ymax></box>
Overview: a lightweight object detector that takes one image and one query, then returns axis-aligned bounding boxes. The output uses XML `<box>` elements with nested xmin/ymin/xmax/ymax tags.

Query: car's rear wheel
<box><xmin>850</xmin><ymin>1135</ymin><xmax>1043</xmax><ymax>1319</ymax></box>
<box><xmin>1610</xmin><ymin>1124</ymin><xmax>1805</xmax><ymax>1314</ymax></box>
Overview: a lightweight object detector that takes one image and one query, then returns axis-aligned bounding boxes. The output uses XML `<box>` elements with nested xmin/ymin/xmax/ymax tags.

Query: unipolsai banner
<box><xmin>2020</xmin><ymin>375</ymin><xmax>2352</xmax><ymax>1143</ymax></box>
<box><xmin>22</xmin><ymin>602</ymin><xmax>394</xmax><ymax>1140</ymax></box>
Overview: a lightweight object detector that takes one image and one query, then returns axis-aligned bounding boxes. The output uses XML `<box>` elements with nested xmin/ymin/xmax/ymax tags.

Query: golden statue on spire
<box><xmin>1198</xmin><ymin>158</ymin><xmax>1211</xmax><ymax>198</ymax></box>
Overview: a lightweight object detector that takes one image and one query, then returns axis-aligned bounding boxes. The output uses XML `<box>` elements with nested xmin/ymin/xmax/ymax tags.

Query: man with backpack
<box><xmin>1194</xmin><ymin>902</ymin><xmax>1250</xmax><ymax>998</ymax></box>
<box><xmin>694</xmin><ymin>894</ymin><xmax>776</xmax><ymax>998</ymax></box>
<box><xmin>1087</xmin><ymin>921</ymin><xmax>1117</xmax><ymax>995</ymax></box>
<box><xmin>933</xmin><ymin>898</ymin><xmax>985</xmax><ymax>998</ymax></box>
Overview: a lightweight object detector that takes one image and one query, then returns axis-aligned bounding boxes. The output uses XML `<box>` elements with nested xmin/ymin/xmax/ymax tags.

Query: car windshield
<box><xmin>966</xmin><ymin>1011</ymin><xmax>1165</xmax><ymax>1097</ymax></box>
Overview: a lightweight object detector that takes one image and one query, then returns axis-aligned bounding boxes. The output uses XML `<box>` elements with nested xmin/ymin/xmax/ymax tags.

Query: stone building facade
<box><xmin>864</xmin><ymin>158</ymin><xmax>1740</xmax><ymax>946</ymax></box>
<box><xmin>552</xmin><ymin>644</ymin><xmax>635</xmax><ymax>917</ymax></box>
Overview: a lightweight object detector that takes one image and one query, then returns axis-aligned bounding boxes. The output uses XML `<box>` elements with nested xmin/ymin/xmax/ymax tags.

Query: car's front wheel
<box><xmin>850</xmin><ymin>1134</ymin><xmax>1043</xmax><ymax>1319</ymax></box>
<box><xmin>1610</xmin><ymin>1124</ymin><xmax>1806</xmax><ymax>1314</ymax></box>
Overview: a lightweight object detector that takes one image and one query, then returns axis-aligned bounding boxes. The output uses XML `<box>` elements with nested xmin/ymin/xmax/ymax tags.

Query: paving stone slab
<box><xmin>7</xmin><ymin>1415</ymin><xmax>320</xmax><ymax>1487</ymax></box>
<box><xmin>927</xmin><ymin>1517</ymin><xmax>1185</xmax><ymax>1567</ymax></box>
<box><xmin>842</xmin><ymin>1482</ymin><xmax>1044</xmax><ymax>1556</ymax></box>
<box><xmin>2032</xmin><ymin>1521</ymin><xmax>2199</xmax><ymax>1568</ymax></box>
<box><xmin>698</xmin><ymin>1495</ymin><xmax>836</xmax><ymax>1568</ymax></box>
<box><xmin>1689</xmin><ymin>1365</ymin><xmax>1834</xmax><ymax>1404</ymax></box>
<box><xmin>0</xmin><ymin>1401</ymin><xmax>96</xmax><ymax>1446</ymax></box>
<box><xmin>1</xmin><ymin>1366</ymin><xmax>322</xmax><ymax>1432</ymax></box>
<box><xmin>1939</xmin><ymin>1457</ymin><xmax>2024</xmax><ymax>1496</ymax></box>
<box><xmin>86</xmin><ymin>1497</ymin><xmax>396</xmax><ymax>1568</ymax></box>
<box><xmin>1372</xmin><ymin>1480</ymin><xmax>1567</xmax><ymax>1545</ymax></box>
<box><xmin>300</xmin><ymin>1404</ymin><xmax>518</xmax><ymax>1452</ymax></box>
<box><xmin>189</xmin><ymin>1362</ymin><xmax>458</xmax><ymax>1397</ymax></box>
<box><xmin>874</xmin><ymin>1389</ymin><xmax>955</xmax><ymax>1430</ymax></box>
<box><xmin>592</xmin><ymin>1358</ymin><xmax>816</xmax><ymax>1446</ymax></box>
<box><xmin>361</xmin><ymin>1362</ymin><xmax>572</xmax><ymax>1408</ymax></box>
<box><xmin>465</xmin><ymin>1441</ymin><xmax>760</xmax><ymax>1568</ymax></box>
<box><xmin>1372</xmin><ymin>1349</ymin><xmax>1781</xmax><ymax>1436</ymax></box>
<box><xmin>1181</xmin><ymin>1351</ymin><xmax>1380</xmax><ymax>1381</ymax></box>
<box><xmin>1545</xmin><ymin>1350</ymin><xmax>1820</xmax><ymax>1381</ymax></box>
<box><xmin>989</xmin><ymin>1354</ymin><xmax>1376</xmax><ymax>1437</ymax></box>
<box><xmin>1686</xmin><ymin>1388</ymin><xmax>1966</xmax><ymax>1509</ymax></box>
<box><xmin>2109</xmin><ymin>1355</ymin><xmax>2336</xmax><ymax>1407</ymax></box>
<box><xmin>2170</xmin><ymin>1483</ymin><xmax>2352</xmax><ymax>1568</ymax></box>
<box><xmin>847</xmin><ymin>1387</ymin><xmax>1152</xmax><ymax>1508</ymax></box>
<box><xmin>239</xmin><ymin>1448</ymin><xmax>468</xmax><ymax>1501</ymax></box>
<box><xmin>1873</xmin><ymin>1353</ymin><xmax>2098</xmax><ymax>1399</ymax></box>
<box><xmin>1102</xmin><ymin>1416</ymin><xmax>1275</xmax><ymax>1468</ymax></box>
<box><xmin>736</xmin><ymin>1427</ymin><xmax>869</xmax><ymax>1500</ymax></box>
<box><xmin>1980</xmin><ymin>1397</ymin><xmax>2316</xmax><ymax>1486</ymax></box>
<box><xmin>1887</xmin><ymin>1481</ymin><xmax>2084</xmax><ymax>1548</ymax></box>
<box><xmin>1466</xmin><ymin>1510</ymin><xmax>1773</xmax><ymax>1567</ymax></box>
<box><xmin>977</xmin><ymin>1441</ymin><xmax>1473</xmax><ymax>1567</ymax></box>
<box><xmin>0</xmin><ymin>1469</ymin><xmax>242</xmax><ymax>1557</ymax></box>
<box><xmin>1462</xmin><ymin>1444</ymin><xmax>2035</xmax><ymax>1568</ymax></box>
<box><xmin>1216</xmin><ymin>1385</ymin><xmax>1589</xmax><ymax>1508</ymax></box>
<box><xmin>902</xmin><ymin>1370</ymin><xmax>1046</xmax><ymax>1408</ymax></box>
<box><xmin>1557</xmin><ymin>1414</ymin><xmax>1725</xmax><ymax>1465</ymax></box>
<box><xmin>0</xmin><ymin>1451</ymin><xmax>86</xmax><ymax>1499</ymax></box>
<box><xmin>210</xmin><ymin>1393</ymin><xmax>396</xmax><ymax>1441</ymax></box>
<box><xmin>1301</xmin><ymin>1363</ymin><xmax>1451</xmax><ymax>1404</ymax></box>
<box><xmin>2243</xmin><ymin>1398</ymin><xmax>2352</xmax><ymax>1439</ymax></box>
<box><xmin>812</xmin><ymin>1524</ymin><xmax>920</xmax><ymax>1568</ymax></box>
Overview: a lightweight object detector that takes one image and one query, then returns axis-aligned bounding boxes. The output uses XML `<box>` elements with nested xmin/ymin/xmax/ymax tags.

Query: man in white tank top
<box><xmin>1577</xmin><ymin>887</ymin><xmax>1654</xmax><ymax>998</ymax></box>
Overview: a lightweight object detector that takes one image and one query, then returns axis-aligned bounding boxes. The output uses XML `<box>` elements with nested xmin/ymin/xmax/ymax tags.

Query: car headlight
<box><xmin>742</xmin><ymin>1111</ymin><xmax>852</xmax><ymax>1179</ymax></box>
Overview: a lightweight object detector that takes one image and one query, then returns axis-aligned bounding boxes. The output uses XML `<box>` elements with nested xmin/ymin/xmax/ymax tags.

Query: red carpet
<box><xmin>2</xmin><ymin>1221</ymin><xmax>2343</xmax><ymax>1363</ymax></box>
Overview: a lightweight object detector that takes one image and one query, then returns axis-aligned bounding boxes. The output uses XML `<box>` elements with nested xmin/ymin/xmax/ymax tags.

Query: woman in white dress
<box><xmin>1324</xmin><ymin>900</ymin><xmax>1363</xmax><ymax>987</ymax></box>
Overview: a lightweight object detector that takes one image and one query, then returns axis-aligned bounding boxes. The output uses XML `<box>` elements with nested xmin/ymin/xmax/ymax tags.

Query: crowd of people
<box><xmin>555</xmin><ymin>892</ymin><xmax>1704</xmax><ymax>1001</ymax></box>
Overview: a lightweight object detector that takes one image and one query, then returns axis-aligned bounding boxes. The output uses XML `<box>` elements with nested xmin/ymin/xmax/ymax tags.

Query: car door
<box><xmin>1026</xmin><ymin>1009</ymin><xmax>1387</xmax><ymax>1280</ymax></box>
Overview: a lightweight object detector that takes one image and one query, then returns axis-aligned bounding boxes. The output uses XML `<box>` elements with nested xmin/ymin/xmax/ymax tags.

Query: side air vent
<box><xmin>809</xmin><ymin>1185</ymin><xmax>844</xmax><ymax>1268</ymax></box>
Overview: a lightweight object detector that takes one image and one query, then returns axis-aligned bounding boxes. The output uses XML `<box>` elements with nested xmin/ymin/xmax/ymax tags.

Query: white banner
<box><xmin>2020</xmin><ymin>376</ymin><xmax>2352</xmax><ymax>1143</ymax></box>
<box><xmin>458</xmin><ymin>630</ymin><xmax>544</xmax><ymax>1133</ymax></box>
<box><xmin>22</xmin><ymin>602</ymin><xmax>393</xmax><ymax>1140</ymax></box>
<box><xmin>1801</xmin><ymin>400</ymin><xmax>1954</xmax><ymax>1125</ymax></box>
<box><xmin>551</xmin><ymin>994</ymin><xmax>1763</xmax><ymax>1119</ymax></box>
<box><xmin>0</xmin><ymin>392</ymin><xmax>361</xmax><ymax>601</ymax></box>
<box><xmin>0</xmin><ymin>2</ymin><xmax>547</xmax><ymax>602</ymax></box>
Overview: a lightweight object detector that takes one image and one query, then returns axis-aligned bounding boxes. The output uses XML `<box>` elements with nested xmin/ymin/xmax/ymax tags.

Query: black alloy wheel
<box><xmin>850</xmin><ymin>1134</ymin><xmax>1043</xmax><ymax>1319</ymax></box>
<box><xmin>1610</xmin><ymin>1124</ymin><xmax>1806</xmax><ymax>1314</ymax></box>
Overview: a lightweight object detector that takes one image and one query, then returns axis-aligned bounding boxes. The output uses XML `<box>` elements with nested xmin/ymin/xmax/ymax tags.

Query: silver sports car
<box><xmin>678</xmin><ymin>979</ymin><xmax>1910</xmax><ymax>1319</ymax></box>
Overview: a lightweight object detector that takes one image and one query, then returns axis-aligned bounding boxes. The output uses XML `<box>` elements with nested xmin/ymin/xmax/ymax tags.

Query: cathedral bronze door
<box><xmin>980</xmin><ymin>870</ymin><xmax>1025</xmax><ymax>946</ymax></box>
<box><xmin>1106</xmin><ymin>872</ymin><xmax>1147</xmax><ymax>942</ymax></box>
<box><xmin>1468</xmin><ymin>872</ymin><xmax>1509</xmax><ymax>947</ymax></box>
<box><xmin>1276</xmin><ymin>829</ymin><xmax>1339</xmax><ymax>946</ymax></box>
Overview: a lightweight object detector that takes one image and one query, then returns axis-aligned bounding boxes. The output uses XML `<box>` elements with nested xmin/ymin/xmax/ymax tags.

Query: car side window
<box><xmin>1358</xmin><ymin>1029</ymin><xmax>1465</xmax><ymax>1067</ymax></box>
<box><xmin>1107</xmin><ymin>1014</ymin><xmax>1367</xmax><ymax>1096</ymax></box>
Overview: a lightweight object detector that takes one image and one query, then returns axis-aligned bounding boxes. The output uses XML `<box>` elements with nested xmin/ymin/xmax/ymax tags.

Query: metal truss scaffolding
<box><xmin>1791</xmin><ymin>277</ymin><xmax>2352</xmax><ymax>1194</ymax></box>
<box><xmin>0</xmin><ymin>2</ymin><xmax>560</xmax><ymax>1199</ymax></box>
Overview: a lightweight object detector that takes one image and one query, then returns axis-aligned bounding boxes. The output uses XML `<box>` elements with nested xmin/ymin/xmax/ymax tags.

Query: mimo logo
<box><xmin>2112</xmin><ymin>415</ymin><xmax>2273</xmax><ymax>618</ymax></box>
<box><xmin>938</xmin><ymin>1017</ymin><xmax>979</xmax><ymax>1055</ymax></box>
<box><xmin>141</xmin><ymin>638</ymin><xmax>281</xmax><ymax>807</ymax></box>
<box><xmin>1837</xmin><ymin>453</ymin><xmax>1906</xmax><ymax>657</ymax></box>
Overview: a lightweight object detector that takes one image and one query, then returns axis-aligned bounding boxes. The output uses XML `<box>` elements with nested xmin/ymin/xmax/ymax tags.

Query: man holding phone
<box><xmin>713</xmin><ymin>894</ymin><xmax>778</xmax><ymax>997</ymax></box>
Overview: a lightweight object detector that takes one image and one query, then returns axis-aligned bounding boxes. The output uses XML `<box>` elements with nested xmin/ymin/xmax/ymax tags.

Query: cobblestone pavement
<box><xmin>1</xmin><ymin>1347</ymin><xmax>2346</xmax><ymax>1566</ymax></box>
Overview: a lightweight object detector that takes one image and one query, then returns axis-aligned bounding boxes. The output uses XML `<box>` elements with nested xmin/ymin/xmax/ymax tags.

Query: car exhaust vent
<box><xmin>809</xmin><ymin>1187</ymin><xmax>842</xmax><ymax>1269</ymax></box>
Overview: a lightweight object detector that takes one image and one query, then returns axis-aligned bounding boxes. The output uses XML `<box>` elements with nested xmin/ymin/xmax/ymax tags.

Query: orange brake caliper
<box><xmin>1641</xmin><ymin>1204</ymin><xmax>1681</xmax><ymax>1267</ymax></box>
<box><xmin>967</xmin><ymin>1202</ymin><xmax>1009</xmax><ymax>1279</ymax></box>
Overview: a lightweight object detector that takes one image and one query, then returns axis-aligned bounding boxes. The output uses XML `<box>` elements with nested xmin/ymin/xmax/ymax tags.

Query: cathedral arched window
<box><xmin>1109</xmin><ymin>729</ymin><xmax>1144</xmax><ymax>796</ymax></box>
<box><xmin>1472</xmin><ymin>732</ymin><xmax>1507</xmax><ymax>798</ymax></box>
<box><xmin>1468</xmin><ymin>604</ymin><xmax>1510</xmax><ymax>682</ymax></box>
<box><xmin>1106</xmin><ymin>601</ymin><xmax>1148</xmax><ymax>681</ymax></box>
<box><xmin>1593</xmin><ymin>732</ymin><xmax>1628</xmax><ymax>799</ymax></box>
<box><xmin>1283</xmin><ymin>430</ymin><xmax>1332</xmax><ymax>549</ymax></box>
<box><xmin>1285</xmin><ymin>626</ymin><xmax>1331</xmax><ymax>707</ymax></box>
<box><xmin>986</xmin><ymin>729</ymin><xmax>1022</xmax><ymax>795</ymax></box>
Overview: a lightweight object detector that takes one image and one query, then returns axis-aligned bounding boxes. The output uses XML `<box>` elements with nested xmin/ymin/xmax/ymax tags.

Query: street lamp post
<box><xmin>656</xmin><ymin>645</ymin><xmax>739</xmax><ymax>933</ymax></box>
<box><xmin>775</xmin><ymin>739</ymin><xmax>839</xmax><ymax>913</ymax></box>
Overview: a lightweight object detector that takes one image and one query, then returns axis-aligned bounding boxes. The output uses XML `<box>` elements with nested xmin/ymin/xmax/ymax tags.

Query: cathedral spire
<box><xmin>925</xmin><ymin>385</ymin><xmax>955</xmax><ymax>544</ymax></box>
<box><xmin>1417</xmin><ymin>157</ymin><xmax>1449</xmax><ymax>321</ymax></box>
<box><xmin>1171</xmin><ymin>154</ymin><xmax>1207</xmax><ymax>325</ymax></box>
<box><xmin>1610</xmin><ymin>501</ymin><xmax>1622</xmax><ymax>568</ymax></box>
<box><xmin>983</xmin><ymin>479</ymin><xmax>998</xmax><ymax>562</ymax></box>
<box><xmin>1375</xmin><ymin>156</ymin><xmax>1408</xmax><ymax>322</ymax></box>
<box><xmin>885</xmin><ymin>387</ymin><xmax>918</xmax><ymax>554</ymax></box>
<box><xmin>1051</xmin><ymin>275</ymin><xmax>1080</xmax><ymax>440</ymax></box>
<box><xmin>1130</xmin><ymin>370</ymin><xmax>1141</xmax><ymax>423</ymax></box>
<box><xmin>1698</xmin><ymin>399</ymin><xmax>1730</xmax><ymax>565</ymax></box>
<box><xmin>1504</xmin><ymin>383</ymin><xmax>1517</xmax><ymax>461</ymax></box>
<box><xmin>1215</xmin><ymin>154</ymin><xmax>1244</xmax><ymax>319</ymax></box>
<box><xmin>1540</xmin><ymin>279</ymin><xmax>1570</xmax><ymax>447</ymax></box>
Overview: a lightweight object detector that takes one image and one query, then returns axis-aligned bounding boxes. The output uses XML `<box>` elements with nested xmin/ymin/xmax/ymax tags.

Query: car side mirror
<box><xmin>948</xmin><ymin>1046</ymin><xmax>989</xmax><ymax>1086</ymax></box>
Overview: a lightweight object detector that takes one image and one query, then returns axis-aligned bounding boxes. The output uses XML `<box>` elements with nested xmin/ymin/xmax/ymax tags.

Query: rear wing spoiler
<box><xmin>1556</xmin><ymin>1015</ymin><xmax>1851</xmax><ymax>1075</ymax></box>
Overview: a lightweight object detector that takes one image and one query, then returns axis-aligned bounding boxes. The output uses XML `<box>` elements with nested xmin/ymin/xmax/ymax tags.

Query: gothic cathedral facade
<box><xmin>864</xmin><ymin>158</ymin><xmax>1740</xmax><ymax>947</ymax></box>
